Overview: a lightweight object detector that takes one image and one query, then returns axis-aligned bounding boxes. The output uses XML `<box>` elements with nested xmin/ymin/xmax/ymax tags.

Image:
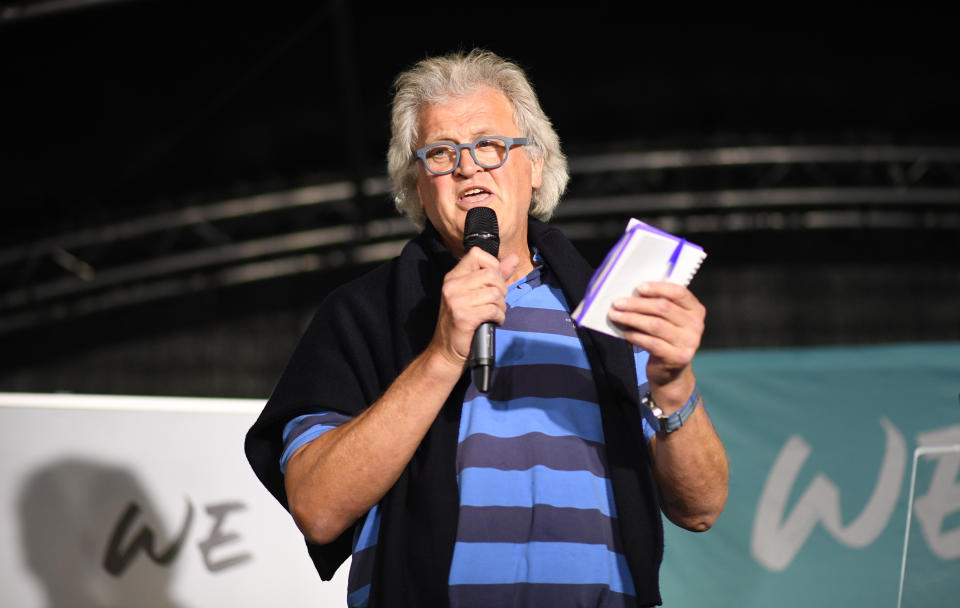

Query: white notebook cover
<box><xmin>571</xmin><ymin>219</ymin><xmax>707</xmax><ymax>338</ymax></box>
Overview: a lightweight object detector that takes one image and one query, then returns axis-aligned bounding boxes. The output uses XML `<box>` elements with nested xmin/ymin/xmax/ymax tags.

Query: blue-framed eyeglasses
<box><xmin>415</xmin><ymin>136</ymin><xmax>528</xmax><ymax>176</ymax></box>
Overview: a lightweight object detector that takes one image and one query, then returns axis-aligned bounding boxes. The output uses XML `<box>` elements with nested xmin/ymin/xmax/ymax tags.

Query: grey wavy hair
<box><xmin>387</xmin><ymin>49</ymin><xmax>569</xmax><ymax>229</ymax></box>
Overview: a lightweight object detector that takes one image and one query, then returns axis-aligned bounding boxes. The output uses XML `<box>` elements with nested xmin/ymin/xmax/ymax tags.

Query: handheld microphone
<box><xmin>462</xmin><ymin>207</ymin><xmax>499</xmax><ymax>393</ymax></box>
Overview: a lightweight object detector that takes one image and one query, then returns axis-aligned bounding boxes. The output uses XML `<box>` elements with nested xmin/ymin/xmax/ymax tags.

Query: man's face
<box><xmin>415</xmin><ymin>87</ymin><xmax>543</xmax><ymax>259</ymax></box>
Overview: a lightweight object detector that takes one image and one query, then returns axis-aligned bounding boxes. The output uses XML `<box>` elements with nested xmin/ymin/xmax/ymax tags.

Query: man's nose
<box><xmin>454</xmin><ymin>148</ymin><xmax>482</xmax><ymax>177</ymax></box>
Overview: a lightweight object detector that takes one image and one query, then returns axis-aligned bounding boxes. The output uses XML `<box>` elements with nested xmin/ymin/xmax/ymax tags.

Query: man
<box><xmin>246</xmin><ymin>49</ymin><xmax>727</xmax><ymax>608</ymax></box>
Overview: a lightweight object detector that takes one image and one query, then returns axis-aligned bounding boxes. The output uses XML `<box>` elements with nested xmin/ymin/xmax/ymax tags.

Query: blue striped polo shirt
<box><xmin>281</xmin><ymin>260</ymin><xmax>656</xmax><ymax>608</ymax></box>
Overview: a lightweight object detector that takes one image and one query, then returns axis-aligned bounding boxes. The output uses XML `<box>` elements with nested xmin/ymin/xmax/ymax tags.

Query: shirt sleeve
<box><xmin>280</xmin><ymin>410</ymin><xmax>354</xmax><ymax>473</ymax></box>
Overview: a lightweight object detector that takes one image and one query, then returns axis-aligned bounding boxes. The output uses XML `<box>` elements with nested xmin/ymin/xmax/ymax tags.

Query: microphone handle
<box><xmin>462</xmin><ymin>207</ymin><xmax>499</xmax><ymax>393</ymax></box>
<box><xmin>470</xmin><ymin>320</ymin><xmax>495</xmax><ymax>392</ymax></box>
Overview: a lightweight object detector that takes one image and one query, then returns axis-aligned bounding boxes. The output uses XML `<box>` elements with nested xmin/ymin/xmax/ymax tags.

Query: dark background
<box><xmin>2</xmin><ymin>1</ymin><xmax>958</xmax><ymax>397</ymax></box>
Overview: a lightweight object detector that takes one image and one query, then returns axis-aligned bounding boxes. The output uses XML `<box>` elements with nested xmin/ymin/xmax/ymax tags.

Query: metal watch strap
<box><xmin>641</xmin><ymin>385</ymin><xmax>700</xmax><ymax>433</ymax></box>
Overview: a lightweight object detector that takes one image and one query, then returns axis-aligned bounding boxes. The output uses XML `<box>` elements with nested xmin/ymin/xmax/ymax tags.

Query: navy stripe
<box><xmin>456</xmin><ymin>504</ymin><xmax>624</xmax><ymax>553</ymax></box>
<box><xmin>501</xmin><ymin>307</ymin><xmax>578</xmax><ymax>336</ymax></box>
<box><xmin>347</xmin><ymin>544</ymin><xmax>375</xmax><ymax>598</ymax></box>
<box><xmin>465</xmin><ymin>364</ymin><xmax>598</xmax><ymax>403</ymax></box>
<box><xmin>449</xmin><ymin>582</ymin><xmax>634</xmax><ymax>608</ymax></box>
<box><xmin>496</xmin><ymin>330</ymin><xmax>590</xmax><ymax>368</ymax></box>
<box><xmin>457</xmin><ymin>432</ymin><xmax>608</xmax><ymax>477</ymax></box>
<box><xmin>284</xmin><ymin>411</ymin><xmax>351</xmax><ymax>443</ymax></box>
<box><xmin>521</xmin><ymin>264</ymin><xmax>546</xmax><ymax>289</ymax></box>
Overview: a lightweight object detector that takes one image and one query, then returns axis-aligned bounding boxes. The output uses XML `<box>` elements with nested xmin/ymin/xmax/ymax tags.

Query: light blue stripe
<box><xmin>632</xmin><ymin>348</ymin><xmax>650</xmax><ymax>384</ymax></box>
<box><xmin>279</xmin><ymin>424</ymin><xmax>336</xmax><ymax>472</ymax></box>
<box><xmin>639</xmin><ymin>414</ymin><xmax>656</xmax><ymax>443</ymax></box>
<box><xmin>346</xmin><ymin>584</ymin><xmax>370</xmax><ymax>608</ymax></box>
<box><xmin>353</xmin><ymin>504</ymin><xmax>380</xmax><ymax>552</ymax></box>
<box><xmin>448</xmin><ymin>541</ymin><xmax>636</xmax><ymax>595</ymax></box>
<box><xmin>459</xmin><ymin>466</ymin><xmax>617</xmax><ymax>518</ymax></box>
<box><xmin>496</xmin><ymin>330</ymin><xmax>591</xmax><ymax>368</ymax></box>
<box><xmin>458</xmin><ymin>396</ymin><xmax>604</xmax><ymax>444</ymax></box>
<box><xmin>632</xmin><ymin>349</ymin><xmax>656</xmax><ymax>443</ymax></box>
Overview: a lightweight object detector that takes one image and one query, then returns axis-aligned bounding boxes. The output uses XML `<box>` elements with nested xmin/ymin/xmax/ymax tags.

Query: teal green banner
<box><xmin>660</xmin><ymin>343</ymin><xmax>960</xmax><ymax>606</ymax></box>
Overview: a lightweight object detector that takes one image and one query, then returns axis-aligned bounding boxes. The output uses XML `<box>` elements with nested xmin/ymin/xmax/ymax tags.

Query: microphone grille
<box><xmin>463</xmin><ymin>207</ymin><xmax>499</xmax><ymax>257</ymax></box>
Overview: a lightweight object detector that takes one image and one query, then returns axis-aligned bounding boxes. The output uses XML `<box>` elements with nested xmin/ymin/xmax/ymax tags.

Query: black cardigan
<box><xmin>245</xmin><ymin>218</ymin><xmax>664</xmax><ymax>607</ymax></box>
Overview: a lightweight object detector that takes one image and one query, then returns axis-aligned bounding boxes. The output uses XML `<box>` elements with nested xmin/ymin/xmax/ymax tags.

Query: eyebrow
<box><xmin>423</xmin><ymin>127</ymin><xmax>500</xmax><ymax>145</ymax></box>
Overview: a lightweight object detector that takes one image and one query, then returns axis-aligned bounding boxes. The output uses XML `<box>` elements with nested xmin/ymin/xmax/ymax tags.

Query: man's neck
<box><xmin>504</xmin><ymin>244</ymin><xmax>536</xmax><ymax>284</ymax></box>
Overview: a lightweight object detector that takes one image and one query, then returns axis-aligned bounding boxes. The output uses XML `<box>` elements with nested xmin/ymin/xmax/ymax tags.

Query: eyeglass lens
<box><xmin>425</xmin><ymin>138</ymin><xmax>509</xmax><ymax>173</ymax></box>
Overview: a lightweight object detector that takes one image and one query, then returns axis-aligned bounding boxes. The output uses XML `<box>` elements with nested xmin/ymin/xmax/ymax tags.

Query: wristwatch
<box><xmin>641</xmin><ymin>386</ymin><xmax>700</xmax><ymax>434</ymax></box>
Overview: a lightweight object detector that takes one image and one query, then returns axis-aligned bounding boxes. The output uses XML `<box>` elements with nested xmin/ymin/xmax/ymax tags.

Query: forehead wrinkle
<box><xmin>419</xmin><ymin>111</ymin><xmax>501</xmax><ymax>144</ymax></box>
<box><xmin>417</xmin><ymin>89</ymin><xmax>520</xmax><ymax>147</ymax></box>
<box><xmin>423</xmin><ymin>126</ymin><xmax>500</xmax><ymax>146</ymax></box>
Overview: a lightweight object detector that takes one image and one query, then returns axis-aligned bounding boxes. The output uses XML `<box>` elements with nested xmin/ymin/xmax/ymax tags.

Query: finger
<box><xmin>444</xmin><ymin>277</ymin><xmax>508</xmax><ymax>313</ymax></box>
<box><xmin>612</xmin><ymin>296</ymin><xmax>704</xmax><ymax>333</ymax></box>
<box><xmin>447</xmin><ymin>295</ymin><xmax>506</xmax><ymax>322</ymax></box>
<box><xmin>446</xmin><ymin>249</ymin><xmax>499</xmax><ymax>283</ymax></box>
<box><xmin>444</xmin><ymin>274</ymin><xmax>509</xmax><ymax>319</ymax></box>
<box><xmin>619</xmin><ymin>328</ymin><xmax>691</xmax><ymax>366</ymax></box>
<box><xmin>443</xmin><ymin>290</ymin><xmax>506</xmax><ymax>331</ymax></box>
<box><xmin>447</xmin><ymin>265</ymin><xmax>510</xmax><ymax>298</ymax></box>
<box><xmin>608</xmin><ymin>309</ymin><xmax>699</xmax><ymax>351</ymax></box>
<box><xmin>453</xmin><ymin>250</ymin><xmax>512</xmax><ymax>294</ymax></box>
<box><xmin>464</xmin><ymin>286</ymin><xmax>509</xmax><ymax>315</ymax></box>
<box><xmin>463</xmin><ymin>246</ymin><xmax>502</xmax><ymax>270</ymax></box>
<box><xmin>635</xmin><ymin>282</ymin><xmax>703</xmax><ymax>312</ymax></box>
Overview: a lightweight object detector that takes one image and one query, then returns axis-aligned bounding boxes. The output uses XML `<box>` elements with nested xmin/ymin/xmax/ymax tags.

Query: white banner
<box><xmin>0</xmin><ymin>393</ymin><xmax>349</xmax><ymax>607</ymax></box>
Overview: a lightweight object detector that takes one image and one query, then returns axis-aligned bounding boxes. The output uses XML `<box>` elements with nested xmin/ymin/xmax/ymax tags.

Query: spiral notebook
<box><xmin>572</xmin><ymin>219</ymin><xmax>707</xmax><ymax>339</ymax></box>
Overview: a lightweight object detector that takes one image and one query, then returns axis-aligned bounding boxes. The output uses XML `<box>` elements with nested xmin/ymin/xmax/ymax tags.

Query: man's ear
<box><xmin>531</xmin><ymin>156</ymin><xmax>544</xmax><ymax>190</ymax></box>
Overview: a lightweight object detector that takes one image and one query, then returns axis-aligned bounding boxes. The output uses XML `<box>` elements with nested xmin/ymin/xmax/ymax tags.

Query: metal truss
<box><xmin>3</xmin><ymin>143</ymin><xmax>959</xmax><ymax>336</ymax></box>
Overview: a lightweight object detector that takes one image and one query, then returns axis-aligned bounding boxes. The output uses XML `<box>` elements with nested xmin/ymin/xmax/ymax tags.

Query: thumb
<box><xmin>499</xmin><ymin>253</ymin><xmax>520</xmax><ymax>282</ymax></box>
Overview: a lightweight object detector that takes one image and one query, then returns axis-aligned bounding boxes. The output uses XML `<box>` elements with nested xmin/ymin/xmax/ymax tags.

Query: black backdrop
<box><xmin>2</xmin><ymin>3</ymin><xmax>958</xmax><ymax>396</ymax></box>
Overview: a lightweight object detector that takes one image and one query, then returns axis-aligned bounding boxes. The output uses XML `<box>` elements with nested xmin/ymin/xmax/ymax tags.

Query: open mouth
<box><xmin>459</xmin><ymin>187</ymin><xmax>492</xmax><ymax>203</ymax></box>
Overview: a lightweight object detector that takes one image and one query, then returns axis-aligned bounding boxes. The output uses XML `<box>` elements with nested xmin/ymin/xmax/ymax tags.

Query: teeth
<box><xmin>463</xmin><ymin>188</ymin><xmax>485</xmax><ymax>197</ymax></box>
